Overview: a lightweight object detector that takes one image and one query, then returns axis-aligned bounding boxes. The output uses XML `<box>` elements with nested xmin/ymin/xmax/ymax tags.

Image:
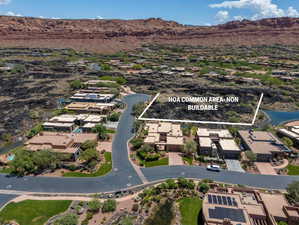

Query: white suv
<box><xmin>207</xmin><ymin>165</ymin><xmax>221</xmax><ymax>172</ymax></box>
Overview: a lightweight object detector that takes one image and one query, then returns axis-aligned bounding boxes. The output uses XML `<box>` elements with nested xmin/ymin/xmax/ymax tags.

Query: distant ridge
<box><xmin>0</xmin><ymin>16</ymin><xmax>298</xmax><ymax>53</ymax></box>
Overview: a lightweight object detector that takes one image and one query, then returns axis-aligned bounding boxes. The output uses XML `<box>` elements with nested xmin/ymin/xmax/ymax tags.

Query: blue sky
<box><xmin>0</xmin><ymin>0</ymin><xmax>299</xmax><ymax>25</ymax></box>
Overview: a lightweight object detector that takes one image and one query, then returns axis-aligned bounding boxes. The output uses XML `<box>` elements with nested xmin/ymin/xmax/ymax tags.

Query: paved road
<box><xmin>142</xmin><ymin>165</ymin><xmax>299</xmax><ymax>189</ymax></box>
<box><xmin>0</xmin><ymin>194</ymin><xmax>18</xmax><ymax>209</ymax></box>
<box><xmin>0</xmin><ymin>93</ymin><xmax>299</xmax><ymax>197</ymax></box>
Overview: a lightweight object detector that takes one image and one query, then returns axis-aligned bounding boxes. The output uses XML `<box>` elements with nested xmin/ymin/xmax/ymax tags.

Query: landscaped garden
<box><xmin>63</xmin><ymin>151</ymin><xmax>112</xmax><ymax>177</ymax></box>
<box><xmin>144</xmin><ymin>199</ymin><xmax>174</xmax><ymax>225</ymax></box>
<box><xmin>0</xmin><ymin>200</ymin><xmax>71</xmax><ymax>225</ymax></box>
<box><xmin>130</xmin><ymin>137</ymin><xmax>169</xmax><ymax>168</ymax></box>
<box><xmin>135</xmin><ymin>178</ymin><xmax>210</xmax><ymax>225</ymax></box>
<box><xmin>0</xmin><ymin>138</ymin><xmax>113</xmax><ymax>178</ymax></box>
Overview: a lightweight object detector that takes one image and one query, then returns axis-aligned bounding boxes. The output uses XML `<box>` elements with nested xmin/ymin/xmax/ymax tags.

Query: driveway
<box><xmin>225</xmin><ymin>160</ymin><xmax>245</xmax><ymax>173</ymax></box>
<box><xmin>255</xmin><ymin>162</ymin><xmax>277</xmax><ymax>175</ymax></box>
<box><xmin>169</xmin><ymin>153</ymin><xmax>184</xmax><ymax>166</ymax></box>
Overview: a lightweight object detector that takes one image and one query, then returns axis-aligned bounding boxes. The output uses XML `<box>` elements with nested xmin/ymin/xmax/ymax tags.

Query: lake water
<box><xmin>263</xmin><ymin>110</ymin><xmax>299</xmax><ymax>126</ymax></box>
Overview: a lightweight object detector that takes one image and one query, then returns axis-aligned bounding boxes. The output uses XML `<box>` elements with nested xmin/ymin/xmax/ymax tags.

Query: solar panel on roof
<box><xmin>217</xmin><ymin>196</ymin><xmax>222</xmax><ymax>205</ymax></box>
<box><xmin>222</xmin><ymin>196</ymin><xmax>227</xmax><ymax>205</ymax></box>
<box><xmin>208</xmin><ymin>195</ymin><xmax>212</xmax><ymax>204</ymax></box>
<box><xmin>208</xmin><ymin>207</ymin><xmax>246</xmax><ymax>223</ymax></box>
<box><xmin>227</xmin><ymin>196</ymin><xmax>232</xmax><ymax>206</ymax></box>
<box><xmin>212</xmin><ymin>195</ymin><xmax>217</xmax><ymax>204</ymax></box>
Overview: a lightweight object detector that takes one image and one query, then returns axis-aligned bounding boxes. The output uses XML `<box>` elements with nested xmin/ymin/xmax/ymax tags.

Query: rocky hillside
<box><xmin>0</xmin><ymin>16</ymin><xmax>299</xmax><ymax>53</ymax></box>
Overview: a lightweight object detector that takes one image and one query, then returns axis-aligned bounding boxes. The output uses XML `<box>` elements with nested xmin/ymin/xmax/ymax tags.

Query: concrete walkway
<box><xmin>273</xmin><ymin>159</ymin><xmax>289</xmax><ymax>169</ymax></box>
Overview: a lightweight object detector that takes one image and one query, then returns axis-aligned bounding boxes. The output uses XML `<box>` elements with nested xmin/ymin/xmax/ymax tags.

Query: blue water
<box><xmin>73</xmin><ymin>128</ymin><xmax>83</xmax><ymax>133</ymax></box>
<box><xmin>7</xmin><ymin>155</ymin><xmax>15</xmax><ymax>161</ymax></box>
<box><xmin>263</xmin><ymin>110</ymin><xmax>299</xmax><ymax>126</ymax></box>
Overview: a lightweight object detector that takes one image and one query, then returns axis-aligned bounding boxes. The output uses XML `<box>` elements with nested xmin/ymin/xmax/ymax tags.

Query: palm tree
<box><xmin>183</xmin><ymin>140</ymin><xmax>197</xmax><ymax>157</ymax></box>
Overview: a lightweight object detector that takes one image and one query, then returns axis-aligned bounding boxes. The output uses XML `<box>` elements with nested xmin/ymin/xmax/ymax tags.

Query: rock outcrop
<box><xmin>0</xmin><ymin>16</ymin><xmax>299</xmax><ymax>53</ymax></box>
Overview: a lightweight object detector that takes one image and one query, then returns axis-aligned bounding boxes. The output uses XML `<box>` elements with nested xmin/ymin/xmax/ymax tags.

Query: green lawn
<box><xmin>145</xmin><ymin>157</ymin><xmax>168</xmax><ymax>168</ymax></box>
<box><xmin>63</xmin><ymin>152</ymin><xmax>112</xmax><ymax>177</ymax></box>
<box><xmin>178</xmin><ymin>197</ymin><xmax>203</xmax><ymax>225</ymax></box>
<box><xmin>0</xmin><ymin>200</ymin><xmax>71</xmax><ymax>225</ymax></box>
<box><xmin>287</xmin><ymin>164</ymin><xmax>299</xmax><ymax>175</ymax></box>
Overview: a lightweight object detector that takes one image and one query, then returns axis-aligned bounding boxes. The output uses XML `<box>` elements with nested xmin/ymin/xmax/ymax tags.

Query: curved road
<box><xmin>0</xmin><ymin>94</ymin><xmax>299</xmax><ymax>196</ymax></box>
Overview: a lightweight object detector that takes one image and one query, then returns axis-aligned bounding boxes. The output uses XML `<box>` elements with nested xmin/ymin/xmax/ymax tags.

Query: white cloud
<box><xmin>0</xmin><ymin>0</ymin><xmax>10</xmax><ymax>5</ymax></box>
<box><xmin>234</xmin><ymin>15</ymin><xmax>244</xmax><ymax>21</ymax></box>
<box><xmin>96</xmin><ymin>16</ymin><xmax>103</xmax><ymax>19</ymax></box>
<box><xmin>215</xmin><ymin>10</ymin><xmax>229</xmax><ymax>22</ymax></box>
<box><xmin>209</xmin><ymin>0</ymin><xmax>299</xmax><ymax>20</ymax></box>
<box><xmin>5</xmin><ymin>11</ymin><xmax>22</xmax><ymax>17</ymax></box>
<box><xmin>287</xmin><ymin>6</ymin><xmax>299</xmax><ymax>17</ymax></box>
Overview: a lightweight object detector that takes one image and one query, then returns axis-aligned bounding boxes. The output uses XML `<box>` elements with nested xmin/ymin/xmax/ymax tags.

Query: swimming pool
<box><xmin>73</xmin><ymin>128</ymin><xmax>83</xmax><ymax>133</ymax></box>
<box><xmin>7</xmin><ymin>154</ymin><xmax>15</xmax><ymax>161</ymax></box>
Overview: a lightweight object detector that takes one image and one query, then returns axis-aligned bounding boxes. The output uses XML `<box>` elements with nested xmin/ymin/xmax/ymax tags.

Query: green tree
<box><xmin>9</xmin><ymin>151</ymin><xmax>35</xmax><ymax>176</ymax></box>
<box><xmin>191</xmin><ymin>126</ymin><xmax>198</xmax><ymax>136</ymax></box>
<box><xmin>81</xmin><ymin>140</ymin><xmax>97</xmax><ymax>151</ymax></box>
<box><xmin>27</xmin><ymin>124</ymin><xmax>43</xmax><ymax>138</ymax></box>
<box><xmin>101</xmin><ymin>64</ymin><xmax>111</xmax><ymax>71</ymax></box>
<box><xmin>91</xmin><ymin>124</ymin><xmax>108</xmax><ymax>140</ymax></box>
<box><xmin>228</xmin><ymin>127</ymin><xmax>239</xmax><ymax>137</ymax></box>
<box><xmin>130</xmin><ymin>138</ymin><xmax>144</xmax><ymax>150</ymax></box>
<box><xmin>115</xmin><ymin>77</ymin><xmax>127</xmax><ymax>85</ymax></box>
<box><xmin>9</xmin><ymin>150</ymin><xmax>60</xmax><ymax>176</ymax></box>
<box><xmin>69</xmin><ymin>80</ymin><xmax>85</xmax><ymax>90</ymax></box>
<box><xmin>102</xmin><ymin>199</ymin><xmax>117</xmax><ymax>212</ymax></box>
<box><xmin>287</xmin><ymin>181</ymin><xmax>299</xmax><ymax>203</ymax></box>
<box><xmin>31</xmin><ymin>150</ymin><xmax>59</xmax><ymax>173</ymax></box>
<box><xmin>177</xmin><ymin>178</ymin><xmax>195</xmax><ymax>189</ymax></box>
<box><xmin>165</xmin><ymin>179</ymin><xmax>178</xmax><ymax>189</ymax></box>
<box><xmin>282</xmin><ymin>137</ymin><xmax>293</xmax><ymax>148</ymax></box>
<box><xmin>107</xmin><ymin>112</ymin><xmax>121</xmax><ymax>122</ymax></box>
<box><xmin>54</xmin><ymin>213</ymin><xmax>78</xmax><ymax>225</ymax></box>
<box><xmin>79</xmin><ymin>148</ymin><xmax>99</xmax><ymax>163</ymax></box>
<box><xmin>199</xmin><ymin>183</ymin><xmax>210</xmax><ymax>193</ymax></box>
<box><xmin>132</xmin><ymin>64</ymin><xmax>143</xmax><ymax>70</ymax></box>
<box><xmin>140</xmin><ymin>144</ymin><xmax>155</xmax><ymax>153</ymax></box>
<box><xmin>183</xmin><ymin>140</ymin><xmax>197</xmax><ymax>157</ymax></box>
<box><xmin>88</xmin><ymin>199</ymin><xmax>102</xmax><ymax>213</ymax></box>
<box><xmin>245</xmin><ymin>151</ymin><xmax>257</xmax><ymax>163</ymax></box>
